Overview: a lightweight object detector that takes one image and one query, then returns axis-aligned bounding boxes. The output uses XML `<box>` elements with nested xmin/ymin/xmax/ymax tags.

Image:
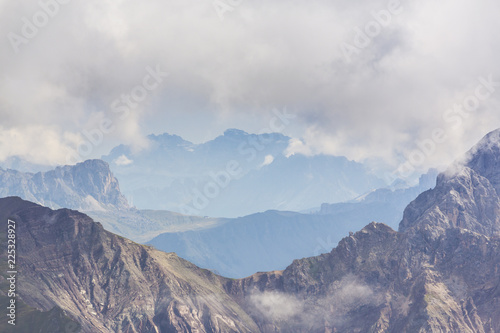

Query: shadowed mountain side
<box><xmin>87</xmin><ymin>209</ymin><xmax>229</xmax><ymax>243</ymax></box>
<box><xmin>148</xmin><ymin>211</ymin><xmax>367</xmax><ymax>278</ymax></box>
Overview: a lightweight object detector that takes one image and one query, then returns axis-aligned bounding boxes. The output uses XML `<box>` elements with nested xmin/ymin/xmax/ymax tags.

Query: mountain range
<box><xmin>101</xmin><ymin>129</ymin><xmax>385</xmax><ymax>217</ymax></box>
<box><xmin>1</xmin><ymin>128</ymin><xmax>500</xmax><ymax>332</ymax></box>
<box><xmin>147</xmin><ymin>169</ymin><xmax>439</xmax><ymax>278</ymax></box>
<box><xmin>0</xmin><ymin>155</ymin><xmax>437</xmax><ymax>278</ymax></box>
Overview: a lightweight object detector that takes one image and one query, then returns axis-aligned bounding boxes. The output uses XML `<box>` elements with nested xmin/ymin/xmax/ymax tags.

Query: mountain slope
<box><xmin>0</xmin><ymin>197</ymin><xmax>259</xmax><ymax>333</ymax></box>
<box><xmin>148</xmin><ymin>211</ymin><xmax>357</xmax><ymax>278</ymax></box>
<box><xmin>400</xmin><ymin>129</ymin><xmax>500</xmax><ymax>238</ymax></box>
<box><xmin>318</xmin><ymin>169</ymin><xmax>438</xmax><ymax>229</ymax></box>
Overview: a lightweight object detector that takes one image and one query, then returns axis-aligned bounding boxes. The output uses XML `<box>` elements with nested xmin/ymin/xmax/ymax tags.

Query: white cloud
<box><xmin>285</xmin><ymin>138</ymin><xmax>313</xmax><ymax>157</ymax></box>
<box><xmin>0</xmin><ymin>0</ymin><xmax>498</xmax><ymax>172</ymax></box>
<box><xmin>113</xmin><ymin>154</ymin><xmax>133</xmax><ymax>166</ymax></box>
<box><xmin>250</xmin><ymin>291</ymin><xmax>302</xmax><ymax>321</ymax></box>
<box><xmin>0</xmin><ymin>125</ymin><xmax>77</xmax><ymax>166</ymax></box>
<box><xmin>260</xmin><ymin>154</ymin><xmax>274</xmax><ymax>167</ymax></box>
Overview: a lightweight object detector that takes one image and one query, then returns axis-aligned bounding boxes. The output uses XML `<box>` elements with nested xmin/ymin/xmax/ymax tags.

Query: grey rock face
<box><xmin>0</xmin><ymin>159</ymin><xmax>129</xmax><ymax>211</ymax></box>
<box><xmin>400</xmin><ymin>129</ymin><xmax>500</xmax><ymax>238</ymax></box>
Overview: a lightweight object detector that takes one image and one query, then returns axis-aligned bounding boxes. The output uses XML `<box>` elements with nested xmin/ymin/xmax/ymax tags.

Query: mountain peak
<box><xmin>463</xmin><ymin>128</ymin><xmax>500</xmax><ymax>195</ymax></box>
<box><xmin>223</xmin><ymin>128</ymin><xmax>249</xmax><ymax>137</ymax></box>
<box><xmin>468</xmin><ymin>128</ymin><xmax>500</xmax><ymax>153</ymax></box>
<box><xmin>0</xmin><ymin>159</ymin><xmax>130</xmax><ymax>211</ymax></box>
<box><xmin>68</xmin><ymin>158</ymin><xmax>110</xmax><ymax>171</ymax></box>
<box><xmin>147</xmin><ymin>133</ymin><xmax>192</xmax><ymax>146</ymax></box>
<box><xmin>399</xmin><ymin>130</ymin><xmax>500</xmax><ymax>237</ymax></box>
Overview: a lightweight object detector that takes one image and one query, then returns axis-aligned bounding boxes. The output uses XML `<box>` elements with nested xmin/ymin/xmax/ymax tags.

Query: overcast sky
<box><xmin>1</xmin><ymin>0</ymin><xmax>499</xmax><ymax>177</ymax></box>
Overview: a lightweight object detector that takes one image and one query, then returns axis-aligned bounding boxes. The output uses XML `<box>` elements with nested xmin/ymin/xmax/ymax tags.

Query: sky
<box><xmin>1</xmin><ymin>0</ymin><xmax>500</xmax><ymax>179</ymax></box>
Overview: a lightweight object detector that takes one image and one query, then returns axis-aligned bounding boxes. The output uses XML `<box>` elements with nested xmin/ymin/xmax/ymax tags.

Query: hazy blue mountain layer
<box><xmin>147</xmin><ymin>170</ymin><xmax>438</xmax><ymax>278</ymax></box>
<box><xmin>102</xmin><ymin>129</ymin><xmax>385</xmax><ymax>217</ymax></box>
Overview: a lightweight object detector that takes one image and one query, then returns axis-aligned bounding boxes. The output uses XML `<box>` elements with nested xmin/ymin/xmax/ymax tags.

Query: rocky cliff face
<box><xmin>0</xmin><ymin>197</ymin><xmax>258</xmax><ymax>333</ymax></box>
<box><xmin>400</xmin><ymin>129</ymin><xmax>500</xmax><ymax>238</ymax></box>
<box><xmin>224</xmin><ymin>129</ymin><xmax>500</xmax><ymax>332</ymax></box>
<box><xmin>0</xmin><ymin>159</ymin><xmax>129</xmax><ymax>211</ymax></box>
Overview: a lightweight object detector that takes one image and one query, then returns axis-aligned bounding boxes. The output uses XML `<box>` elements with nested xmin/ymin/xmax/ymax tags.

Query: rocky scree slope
<box><xmin>0</xmin><ymin>197</ymin><xmax>258</xmax><ymax>333</ymax></box>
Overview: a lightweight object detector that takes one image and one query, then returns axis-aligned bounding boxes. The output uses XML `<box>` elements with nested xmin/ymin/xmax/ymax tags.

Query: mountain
<box><xmin>0</xmin><ymin>159</ymin><xmax>223</xmax><ymax>243</ymax></box>
<box><xmin>399</xmin><ymin>129</ymin><xmax>500</xmax><ymax>237</ymax></box>
<box><xmin>0</xmin><ymin>159</ymin><xmax>129</xmax><ymax>211</ymax></box>
<box><xmin>317</xmin><ymin>168</ymin><xmax>439</xmax><ymax>229</ymax></box>
<box><xmin>88</xmin><ymin>209</ymin><xmax>229</xmax><ymax>243</ymax></box>
<box><xmin>5</xmin><ymin>129</ymin><xmax>500</xmax><ymax>332</ymax></box>
<box><xmin>146</xmin><ymin>170</ymin><xmax>438</xmax><ymax>278</ymax></box>
<box><xmin>101</xmin><ymin>129</ymin><xmax>384</xmax><ymax>217</ymax></box>
<box><xmin>222</xmin><ymin>128</ymin><xmax>500</xmax><ymax>332</ymax></box>
<box><xmin>0</xmin><ymin>197</ymin><xmax>259</xmax><ymax>333</ymax></box>
<box><xmin>148</xmin><ymin>210</ymin><xmax>357</xmax><ymax>278</ymax></box>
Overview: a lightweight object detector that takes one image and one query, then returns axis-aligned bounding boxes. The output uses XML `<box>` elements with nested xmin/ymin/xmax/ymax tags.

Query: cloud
<box><xmin>248</xmin><ymin>275</ymin><xmax>381</xmax><ymax>330</ymax></box>
<box><xmin>249</xmin><ymin>291</ymin><xmax>302</xmax><ymax>321</ymax></box>
<box><xmin>0</xmin><ymin>0</ymin><xmax>499</xmax><ymax>171</ymax></box>
<box><xmin>113</xmin><ymin>154</ymin><xmax>133</xmax><ymax>166</ymax></box>
<box><xmin>0</xmin><ymin>125</ymin><xmax>78</xmax><ymax>165</ymax></box>
<box><xmin>285</xmin><ymin>138</ymin><xmax>313</xmax><ymax>157</ymax></box>
<box><xmin>260</xmin><ymin>154</ymin><xmax>274</xmax><ymax>167</ymax></box>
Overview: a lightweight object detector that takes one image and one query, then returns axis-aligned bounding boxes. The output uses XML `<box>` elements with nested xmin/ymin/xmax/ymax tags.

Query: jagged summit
<box><xmin>399</xmin><ymin>128</ymin><xmax>500</xmax><ymax>237</ymax></box>
<box><xmin>464</xmin><ymin>128</ymin><xmax>500</xmax><ymax>195</ymax></box>
<box><xmin>147</xmin><ymin>132</ymin><xmax>193</xmax><ymax>146</ymax></box>
<box><xmin>223</xmin><ymin>128</ymin><xmax>249</xmax><ymax>136</ymax></box>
